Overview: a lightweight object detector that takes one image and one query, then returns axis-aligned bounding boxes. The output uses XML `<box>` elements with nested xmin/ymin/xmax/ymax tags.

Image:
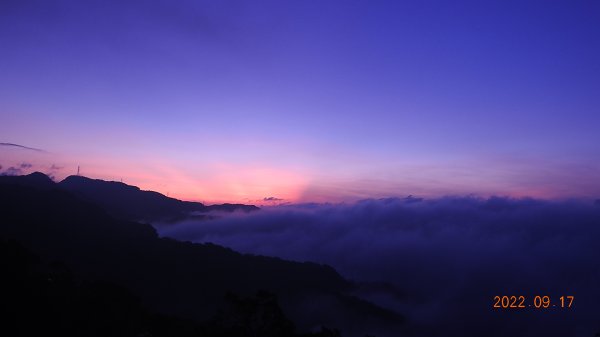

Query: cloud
<box><xmin>263</xmin><ymin>196</ymin><xmax>284</xmax><ymax>201</ymax></box>
<box><xmin>42</xmin><ymin>164</ymin><xmax>63</xmax><ymax>181</ymax></box>
<box><xmin>0</xmin><ymin>162</ymin><xmax>34</xmax><ymax>176</ymax></box>
<box><xmin>157</xmin><ymin>197</ymin><xmax>600</xmax><ymax>337</ymax></box>
<box><xmin>1</xmin><ymin>166</ymin><xmax>23</xmax><ymax>176</ymax></box>
<box><xmin>0</xmin><ymin>142</ymin><xmax>44</xmax><ymax>152</ymax></box>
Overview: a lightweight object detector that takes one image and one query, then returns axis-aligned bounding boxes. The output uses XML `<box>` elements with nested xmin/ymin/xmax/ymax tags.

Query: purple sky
<box><xmin>1</xmin><ymin>0</ymin><xmax>599</xmax><ymax>203</ymax></box>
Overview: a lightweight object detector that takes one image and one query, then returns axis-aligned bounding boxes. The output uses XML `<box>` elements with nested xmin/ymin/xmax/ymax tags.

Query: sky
<box><xmin>1</xmin><ymin>0</ymin><xmax>599</xmax><ymax>203</ymax></box>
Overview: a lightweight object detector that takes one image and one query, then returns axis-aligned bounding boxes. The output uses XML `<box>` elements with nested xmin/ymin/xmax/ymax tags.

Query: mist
<box><xmin>156</xmin><ymin>197</ymin><xmax>600</xmax><ymax>336</ymax></box>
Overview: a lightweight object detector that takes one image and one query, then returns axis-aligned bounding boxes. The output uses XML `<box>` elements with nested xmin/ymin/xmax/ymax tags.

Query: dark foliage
<box><xmin>0</xmin><ymin>239</ymin><xmax>352</xmax><ymax>337</ymax></box>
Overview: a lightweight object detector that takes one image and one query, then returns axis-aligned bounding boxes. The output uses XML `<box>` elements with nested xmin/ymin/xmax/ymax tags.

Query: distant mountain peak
<box><xmin>0</xmin><ymin>171</ymin><xmax>56</xmax><ymax>189</ymax></box>
<box><xmin>61</xmin><ymin>175</ymin><xmax>142</xmax><ymax>192</ymax></box>
<box><xmin>58</xmin><ymin>174</ymin><xmax>259</xmax><ymax>221</ymax></box>
<box><xmin>26</xmin><ymin>171</ymin><xmax>55</xmax><ymax>182</ymax></box>
<box><xmin>2</xmin><ymin>172</ymin><xmax>259</xmax><ymax>222</ymax></box>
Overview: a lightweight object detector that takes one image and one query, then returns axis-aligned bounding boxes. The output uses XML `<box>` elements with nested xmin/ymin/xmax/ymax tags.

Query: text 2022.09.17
<box><xmin>493</xmin><ymin>295</ymin><xmax>574</xmax><ymax>309</ymax></box>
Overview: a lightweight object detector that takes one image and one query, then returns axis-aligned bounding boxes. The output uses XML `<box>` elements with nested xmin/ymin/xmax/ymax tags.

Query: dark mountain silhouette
<box><xmin>0</xmin><ymin>171</ymin><xmax>56</xmax><ymax>189</ymax></box>
<box><xmin>0</xmin><ymin>238</ymin><xmax>351</xmax><ymax>337</ymax></box>
<box><xmin>0</xmin><ymin>173</ymin><xmax>257</xmax><ymax>222</ymax></box>
<box><xmin>0</xmin><ymin>173</ymin><xmax>404</xmax><ymax>336</ymax></box>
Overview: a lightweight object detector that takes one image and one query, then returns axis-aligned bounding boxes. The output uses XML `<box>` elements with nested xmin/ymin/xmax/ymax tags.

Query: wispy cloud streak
<box><xmin>0</xmin><ymin>142</ymin><xmax>45</xmax><ymax>152</ymax></box>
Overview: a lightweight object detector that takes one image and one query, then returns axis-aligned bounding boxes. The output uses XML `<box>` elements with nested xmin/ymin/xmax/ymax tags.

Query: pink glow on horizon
<box><xmin>1</xmin><ymin>146</ymin><xmax>599</xmax><ymax>204</ymax></box>
<box><xmin>70</xmin><ymin>160</ymin><xmax>309</xmax><ymax>204</ymax></box>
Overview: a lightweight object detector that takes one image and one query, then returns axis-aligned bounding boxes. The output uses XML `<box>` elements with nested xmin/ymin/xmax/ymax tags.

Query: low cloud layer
<box><xmin>0</xmin><ymin>162</ymin><xmax>64</xmax><ymax>180</ymax></box>
<box><xmin>158</xmin><ymin>197</ymin><xmax>600</xmax><ymax>336</ymax></box>
<box><xmin>0</xmin><ymin>162</ymin><xmax>33</xmax><ymax>176</ymax></box>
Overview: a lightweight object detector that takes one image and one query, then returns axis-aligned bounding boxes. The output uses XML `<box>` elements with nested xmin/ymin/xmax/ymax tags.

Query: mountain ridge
<box><xmin>0</xmin><ymin>173</ymin><xmax>404</xmax><ymax>336</ymax></box>
<box><xmin>0</xmin><ymin>172</ymin><xmax>259</xmax><ymax>222</ymax></box>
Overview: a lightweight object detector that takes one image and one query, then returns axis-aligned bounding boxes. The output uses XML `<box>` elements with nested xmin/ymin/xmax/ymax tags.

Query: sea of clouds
<box><xmin>157</xmin><ymin>197</ymin><xmax>600</xmax><ymax>337</ymax></box>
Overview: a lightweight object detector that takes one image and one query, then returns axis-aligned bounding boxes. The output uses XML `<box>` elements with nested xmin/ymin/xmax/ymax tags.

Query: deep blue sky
<box><xmin>1</xmin><ymin>0</ymin><xmax>599</xmax><ymax>202</ymax></box>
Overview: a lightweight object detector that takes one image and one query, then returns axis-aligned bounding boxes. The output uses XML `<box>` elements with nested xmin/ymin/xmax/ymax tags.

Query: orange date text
<box><xmin>493</xmin><ymin>295</ymin><xmax>574</xmax><ymax>309</ymax></box>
